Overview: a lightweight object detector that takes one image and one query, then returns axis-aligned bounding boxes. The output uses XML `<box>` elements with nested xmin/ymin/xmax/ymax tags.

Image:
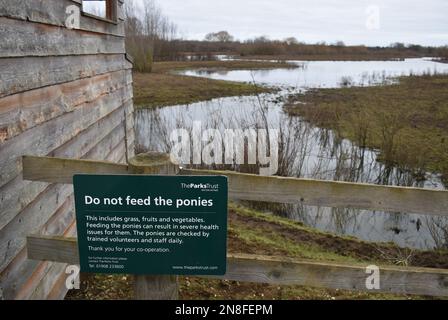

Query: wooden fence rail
<box><xmin>26</xmin><ymin>235</ymin><xmax>448</xmax><ymax>297</ymax></box>
<box><xmin>23</xmin><ymin>155</ymin><xmax>448</xmax><ymax>216</ymax></box>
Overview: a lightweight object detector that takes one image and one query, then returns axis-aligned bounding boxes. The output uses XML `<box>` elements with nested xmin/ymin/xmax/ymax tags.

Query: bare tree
<box><xmin>284</xmin><ymin>37</ymin><xmax>299</xmax><ymax>45</ymax></box>
<box><xmin>205</xmin><ymin>31</ymin><xmax>234</xmax><ymax>42</ymax></box>
<box><xmin>124</xmin><ymin>0</ymin><xmax>179</xmax><ymax>72</ymax></box>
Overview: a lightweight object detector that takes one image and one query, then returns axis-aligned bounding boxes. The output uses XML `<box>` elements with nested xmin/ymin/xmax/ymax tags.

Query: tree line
<box><xmin>124</xmin><ymin>1</ymin><xmax>448</xmax><ymax>72</ymax></box>
<box><xmin>124</xmin><ymin>0</ymin><xmax>179</xmax><ymax>72</ymax></box>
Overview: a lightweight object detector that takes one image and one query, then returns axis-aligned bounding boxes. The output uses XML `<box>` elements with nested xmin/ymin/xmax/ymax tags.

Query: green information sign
<box><xmin>73</xmin><ymin>175</ymin><xmax>228</xmax><ymax>275</ymax></box>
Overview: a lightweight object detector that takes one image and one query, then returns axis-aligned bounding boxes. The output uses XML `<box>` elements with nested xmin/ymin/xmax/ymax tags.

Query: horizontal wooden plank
<box><xmin>23</xmin><ymin>158</ymin><xmax>448</xmax><ymax>216</ymax></box>
<box><xmin>0</xmin><ymin>69</ymin><xmax>132</xmax><ymax>142</ymax></box>
<box><xmin>0</xmin><ymin>0</ymin><xmax>125</xmax><ymax>36</ymax></box>
<box><xmin>29</xmin><ymin>261</ymin><xmax>68</xmax><ymax>300</ymax></box>
<box><xmin>1</xmin><ymin>134</ymin><xmax>126</xmax><ymax>298</ymax></box>
<box><xmin>216</xmin><ymin>254</ymin><xmax>448</xmax><ymax>297</ymax></box>
<box><xmin>0</xmin><ymin>123</ymin><xmax>128</xmax><ymax>282</ymax></box>
<box><xmin>0</xmin><ymin>178</ymin><xmax>48</xmax><ymax>232</ymax></box>
<box><xmin>46</xmin><ymin>223</ymin><xmax>77</xmax><ymax>300</ymax></box>
<box><xmin>0</xmin><ymin>248</ymin><xmax>41</xmax><ymax>299</ymax></box>
<box><xmin>180</xmin><ymin>169</ymin><xmax>448</xmax><ymax>217</ymax></box>
<box><xmin>12</xmin><ymin>199</ymin><xmax>74</xmax><ymax>300</ymax></box>
<box><xmin>46</xmin><ymin>266</ymin><xmax>72</xmax><ymax>300</ymax></box>
<box><xmin>22</xmin><ymin>156</ymin><xmax>128</xmax><ymax>184</ymax></box>
<box><xmin>0</xmin><ymin>85</ymin><xmax>132</xmax><ymax>189</ymax></box>
<box><xmin>0</xmin><ymin>17</ymin><xmax>125</xmax><ymax>58</ymax></box>
<box><xmin>27</xmin><ymin>235</ymin><xmax>78</xmax><ymax>265</ymax></box>
<box><xmin>76</xmin><ymin>123</ymin><xmax>127</xmax><ymax>162</ymax></box>
<box><xmin>0</xmin><ymin>183</ymin><xmax>73</xmax><ymax>273</ymax></box>
<box><xmin>0</xmin><ymin>101</ymin><xmax>131</xmax><ymax>231</ymax></box>
<box><xmin>26</xmin><ymin>235</ymin><xmax>448</xmax><ymax>297</ymax></box>
<box><xmin>18</xmin><ymin>217</ymin><xmax>77</xmax><ymax>300</ymax></box>
<box><xmin>105</xmin><ymin>139</ymin><xmax>127</xmax><ymax>166</ymax></box>
<box><xmin>48</xmin><ymin>98</ymin><xmax>132</xmax><ymax>159</ymax></box>
<box><xmin>0</xmin><ymin>54</ymin><xmax>131</xmax><ymax>98</ymax></box>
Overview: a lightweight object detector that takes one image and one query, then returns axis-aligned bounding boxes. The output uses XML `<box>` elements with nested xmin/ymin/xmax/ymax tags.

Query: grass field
<box><xmin>285</xmin><ymin>74</ymin><xmax>448</xmax><ymax>184</ymax></box>
<box><xmin>133</xmin><ymin>60</ymin><xmax>296</xmax><ymax>108</ymax></box>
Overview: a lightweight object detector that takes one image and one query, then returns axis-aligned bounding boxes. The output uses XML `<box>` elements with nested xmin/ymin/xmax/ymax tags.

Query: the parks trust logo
<box><xmin>181</xmin><ymin>182</ymin><xmax>220</xmax><ymax>192</ymax></box>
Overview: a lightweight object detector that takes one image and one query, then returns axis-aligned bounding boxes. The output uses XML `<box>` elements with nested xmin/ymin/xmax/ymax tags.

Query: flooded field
<box><xmin>135</xmin><ymin>58</ymin><xmax>448</xmax><ymax>250</ymax></box>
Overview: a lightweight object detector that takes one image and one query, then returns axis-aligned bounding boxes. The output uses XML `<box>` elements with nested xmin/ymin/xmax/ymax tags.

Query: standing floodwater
<box><xmin>135</xmin><ymin>58</ymin><xmax>448</xmax><ymax>250</ymax></box>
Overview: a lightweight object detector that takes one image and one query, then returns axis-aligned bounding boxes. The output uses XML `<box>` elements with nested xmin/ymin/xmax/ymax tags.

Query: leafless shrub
<box><xmin>124</xmin><ymin>0</ymin><xmax>179</xmax><ymax>72</ymax></box>
<box><xmin>375</xmin><ymin>246</ymin><xmax>415</xmax><ymax>266</ymax></box>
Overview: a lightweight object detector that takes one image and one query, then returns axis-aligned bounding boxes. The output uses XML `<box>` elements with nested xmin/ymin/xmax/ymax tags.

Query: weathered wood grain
<box><xmin>1</xmin><ymin>135</ymin><xmax>126</xmax><ymax>299</ymax></box>
<box><xmin>23</xmin><ymin>220</ymin><xmax>77</xmax><ymax>300</ymax></box>
<box><xmin>0</xmin><ymin>248</ymin><xmax>41</xmax><ymax>299</ymax></box>
<box><xmin>21</xmin><ymin>158</ymin><xmax>448</xmax><ymax>217</ymax></box>
<box><xmin>180</xmin><ymin>169</ymin><xmax>448</xmax><ymax>216</ymax></box>
<box><xmin>216</xmin><ymin>254</ymin><xmax>448</xmax><ymax>297</ymax></box>
<box><xmin>16</xmin><ymin>136</ymin><xmax>126</xmax><ymax>300</ymax></box>
<box><xmin>0</xmin><ymin>54</ymin><xmax>131</xmax><ymax>98</ymax></box>
<box><xmin>0</xmin><ymin>85</ymin><xmax>132</xmax><ymax>188</ymax></box>
<box><xmin>25</xmin><ymin>236</ymin><xmax>448</xmax><ymax>297</ymax></box>
<box><xmin>0</xmin><ymin>120</ymin><xmax>127</xmax><ymax>268</ymax></box>
<box><xmin>28</xmin><ymin>262</ymin><xmax>68</xmax><ymax>300</ymax></box>
<box><xmin>27</xmin><ymin>235</ymin><xmax>78</xmax><ymax>268</ymax></box>
<box><xmin>14</xmin><ymin>200</ymin><xmax>74</xmax><ymax>300</ymax></box>
<box><xmin>105</xmin><ymin>140</ymin><xmax>127</xmax><ymax>167</ymax></box>
<box><xmin>0</xmin><ymin>179</ymin><xmax>49</xmax><ymax>232</ymax></box>
<box><xmin>0</xmin><ymin>183</ymin><xmax>73</xmax><ymax>273</ymax></box>
<box><xmin>0</xmin><ymin>0</ymin><xmax>125</xmax><ymax>36</ymax></box>
<box><xmin>48</xmin><ymin>99</ymin><xmax>132</xmax><ymax>159</ymax></box>
<box><xmin>134</xmin><ymin>275</ymin><xmax>179</xmax><ymax>300</ymax></box>
<box><xmin>22</xmin><ymin>150</ymin><xmax>177</xmax><ymax>184</ymax></box>
<box><xmin>0</xmin><ymin>0</ymin><xmax>133</xmax><ymax>301</ymax></box>
<box><xmin>0</xmin><ymin>102</ymin><xmax>131</xmax><ymax>231</ymax></box>
<box><xmin>40</xmin><ymin>197</ymin><xmax>75</xmax><ymax>238</ymax></box>
<box><xmin>0</xmin><ymin>17</ymin><xmax>125</xmax><ymax>58</ymax></box>
<box><xmin>22</xmin><ymin>156</ymin><xmax>128</xmax><ymax>185</ymax></box>
<box><xmin>0</xmin><ymin>69</ymin><xmax>132</xmax><ymax>142</ymax></box>
<box><xmin>81</xmin><ymin>121</ymin><xmax>127</xmax><ymax>161</ymax></box>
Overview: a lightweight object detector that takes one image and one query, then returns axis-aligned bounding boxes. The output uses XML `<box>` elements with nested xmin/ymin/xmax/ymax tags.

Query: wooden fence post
<box><xmin>128</xmin><ymin>152</ymin><xmax>180</xmax><ymax>300</ymax></box>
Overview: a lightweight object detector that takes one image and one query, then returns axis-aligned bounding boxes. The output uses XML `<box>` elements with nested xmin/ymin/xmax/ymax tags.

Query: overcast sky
<box><xmin>126</xmin><ymin>0</ymin><xmax>448</xmax><ymax>46</ymax></box>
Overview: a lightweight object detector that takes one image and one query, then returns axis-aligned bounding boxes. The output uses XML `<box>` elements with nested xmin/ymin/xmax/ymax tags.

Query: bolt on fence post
<box><xmin>128</xmin><ymin>152</ymin><xmax>180</xmax><ymax>300</ymax></box>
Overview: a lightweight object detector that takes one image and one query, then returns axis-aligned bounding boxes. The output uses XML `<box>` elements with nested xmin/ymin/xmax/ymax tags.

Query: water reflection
<box><xmin>178</xmin><ymin>58</ymin><xmax>448</xmax><ymax>88</ymax></box>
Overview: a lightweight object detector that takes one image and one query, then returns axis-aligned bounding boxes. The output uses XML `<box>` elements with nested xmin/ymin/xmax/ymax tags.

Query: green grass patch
<box><xmin>133</xmin><ymin>59</ymin><xmax>297</xmax><ymax>108</ymax></box>
<box><xmin>133</xmin><ymin>73</ymin><xmax>272</xmax><ymax>108</ymax></box>
<box><xmin>230</xmin><ymin>223</ymin><xmax>362</xmax><ymax>264</ymax></box>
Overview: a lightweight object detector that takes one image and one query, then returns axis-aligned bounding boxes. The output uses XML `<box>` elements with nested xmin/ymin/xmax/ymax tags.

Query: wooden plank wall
<box><xmin>0</xmin><ymin>0</ymin><xmax>135</xmax><ymax>299</ymax></box>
